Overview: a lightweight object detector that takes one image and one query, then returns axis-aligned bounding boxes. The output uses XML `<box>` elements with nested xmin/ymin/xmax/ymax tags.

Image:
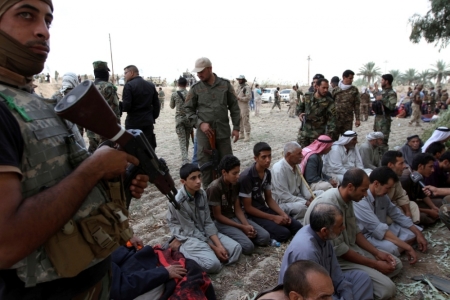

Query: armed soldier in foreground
<box><xmin>296</xmin><ymin>78</ymin><xmax>337</xmax><ymax>148</ymax></box>
<box><xmin>0</xmin><ymin>1</ymin><xmax>156</xmax><ymax>298</ymax></box>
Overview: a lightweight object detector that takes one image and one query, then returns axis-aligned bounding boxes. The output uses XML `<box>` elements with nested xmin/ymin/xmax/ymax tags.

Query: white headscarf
<box><xmin>338</xmin><ymin>80</ymin><xmax>352</xmax><ymax>91</ymax></box>
<box><xmin>60</xmin><ymin>72</ymin><xmax>79</xmax><ymax>94</ymax></box>
<box><xmin>422</xmin><ymin>127</ymin><xmax>450</xmax><ymax>152</ymax></box>
<box><xmin>366</xmin><ymin>132</ymin><xmax>384</xmax><ymax>141</ymax></box>
<box><xmin>334</xmin><ymin>131</ymin><xmax>357</xmax><ymax>146</ymax></box>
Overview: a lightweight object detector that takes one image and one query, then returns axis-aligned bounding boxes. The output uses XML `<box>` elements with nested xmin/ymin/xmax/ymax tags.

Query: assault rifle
<box><xmin>199</xmin><ymin>130</ymin><xmax>219</xmax><ymax>180</ymax></box>
<box><xmin>55</xmin><ymin>80</ymin><xmax>179</xmax><ymax>209</ymax></box>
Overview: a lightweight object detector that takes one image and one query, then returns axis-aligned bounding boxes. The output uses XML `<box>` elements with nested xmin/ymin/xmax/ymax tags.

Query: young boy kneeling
<box><xmin>167</xmin><ymin>164</ymin><xmax>242</xmax><ymax>273</ymax></box>
<box><xmin>207</xmin><ymin>155</ymin><xmax>270</xmax><ymax>255</ymax></box>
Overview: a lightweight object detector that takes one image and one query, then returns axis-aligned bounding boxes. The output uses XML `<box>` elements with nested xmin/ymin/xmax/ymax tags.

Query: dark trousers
<box><xmin>127</xmin><ymin>125</ymin><xmax>157</xmax><ymax>149</ymax></box>
<box><xmin>249</xmin><ymin>207</ymin><xmax>302</xmax><ymax>243</ymax></box>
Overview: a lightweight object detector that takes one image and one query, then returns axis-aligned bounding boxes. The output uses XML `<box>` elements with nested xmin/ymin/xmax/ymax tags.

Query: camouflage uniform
<box><xmin>429</xmin><ymin>89</ymin><xmax>436</xmax><ymax>111</ymax></box>
<box><xmin>88</xmin><ymin>61</ymin><xmax>121</xmax><ymax>153</ymax></box>
<box><xmin>158</xmin><ymin>89</ymin><xmax>165</xmax><ymax>109</ymax></box>
<box><xmin>296</xmin><ymin>92</ymin><xmax>336</xmax><ymax>148</ymax></box>
<box><xmin>235</xmin><ymin>82</ymin><xmax>251</xmax><ymax>137</ymax></box>
<box><xmin>272</xmin><ymin>90</ymin><xmax>281</xmax><ymax>110</ymax></box>
<box><xmin>360</xmin><ymin>91</ymin><xmax>371</xmax><ymax>121</ymax></box>
<box><xmin>373</xmin><ymin>88</ymin><xmax>397</xmax><ymax>154</ymax></box>
<box><xmin>332</xmin><ymin>86</ymin><xmax>360</xmax><ymax>138</ymax></box>
<box><xmin>184</xmin><ymin>74</ymin><xmax>240</xmax><ymax>188</ymax></box>
<box><xmin>288</xmin><ymin>89</ymin><xmax>297</xmax><ymax>117</ymax></box>
<box><xmin>170</xmin><ymin>88</ymin><xmax>192</xmax><ymax>164</ymax></box>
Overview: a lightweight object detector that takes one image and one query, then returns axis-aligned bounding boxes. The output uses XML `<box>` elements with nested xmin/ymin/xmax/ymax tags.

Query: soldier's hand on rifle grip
<box><xmin>129</xmin><ymin>174</ymin><xmax>149</xmax><ymax>199</ymax></box>
<box><xmin>298</xmin><ymin>113</ymin><xmax>305</xmax><ymax>122</ymax></box>
<box><xmin>200</xmin><ymin>122</ymin><xmax>214</xmax><ymax>138</ymax></box>
<box><xmin>232</xmin><ymin>130</ymin><xmax>239</xmax><ymax>143</ymax></box>
<box><xmin>92</xmin><ymin>146</ymin><xmax>139</xmax><ymax>180</ymax></box>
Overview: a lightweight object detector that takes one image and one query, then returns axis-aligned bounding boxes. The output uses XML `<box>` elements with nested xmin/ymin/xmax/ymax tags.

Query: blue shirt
<box><xmin>278</xmin><ymin>225</ymin><xmax>354</xmax><ymax>299</ymax></box>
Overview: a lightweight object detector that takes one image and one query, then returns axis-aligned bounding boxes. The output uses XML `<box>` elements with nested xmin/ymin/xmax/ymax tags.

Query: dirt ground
<box><xmin>35</xmin><ymin>82</ymin><xmax>450</xmax><ymax>300</ymax></box>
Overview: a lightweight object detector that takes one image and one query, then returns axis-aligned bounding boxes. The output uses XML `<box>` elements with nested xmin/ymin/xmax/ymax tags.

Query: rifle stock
<box><xmin>55</xmin><ymin>80</ymin><xmax>179</xmax><ymax>209</ymax></box>
<box><xmin>199</xmin><ymin>130</ymin><xmax>219</xmax><ymax>180</ymax></box>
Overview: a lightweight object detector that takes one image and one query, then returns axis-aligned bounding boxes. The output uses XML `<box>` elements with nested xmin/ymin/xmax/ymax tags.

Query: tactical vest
<box><xmin>0</xmin><ymin>84</ymin><xmax>132</xmax><ymax>287</ymax></box>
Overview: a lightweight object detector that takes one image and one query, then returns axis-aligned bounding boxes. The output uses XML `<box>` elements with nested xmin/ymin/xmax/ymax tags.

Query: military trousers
<box><xmin>360</xmin><ymin>104</ymin><xmax>369</xmax><ymax>121</ymax></box>
<box><xmin>336</xmin><ymin>118</ymin><xmax>353</xmax><ymax>137</ymax></box>
<box><xmin>271</xmin><ymin>99</ymin><xmax>281</xmax><ymax>110</ymax></box>
<box><xmin>238</xmin><ymin>102</ymin><xmax>251</xmax><ymax>135</ymax></box>
<box><xmin>197</xmin><ymin>130</ymin><xmax>233</xmax><ymax>189</ymax></box>
<box><xmin>297</xmin><ymin>134</ymin><xmax>316</xmax><ymax>149</ymax></box>
<box><xmin>159</xmin><ymin>98</ymin><xmax>164</xmax><ymax>109</ymax></box>
<box><xmin>288</xmin><ymin>101</ymin><xmax>297</xmax><ymax>117</ymax></box>
<box><xmin>176</xmin><ymin>123</ymin><xmax>192</xmax><ymax>165</ymax></box>
<box><xmin>409</xmin><ymin>103</ymin><xmax>421</xmax><ymax>125</ymax></box>
<box><xmin>373</xmin><ymin>115</ymin><xmax>391</xmax><ymax>155</ymax></box>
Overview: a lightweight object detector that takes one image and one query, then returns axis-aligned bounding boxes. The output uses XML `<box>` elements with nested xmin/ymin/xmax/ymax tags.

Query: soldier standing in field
<box><xmin>184</xmin><ymin>57</ymin><xmax>240</xmax><ymax>189</ymax></box>
<box><xmin>158</xmin><ymin>87</ymin><xmax>165</xmax><ymax>110</ymax></box>
<box><xmin>271</xmin><ymin>87</ymin><xmax>281</xmax><ymax>112</ymax></box>
<box><xmin>371</xmin><ymin>74</ymin><xmax>397</xmax><ymax>155</ymax></box>
<box><xmin>288</xmin><ymin>86</ymin><xmax>298</xmax><ymax>118</ymax></box>
<box><xmin>360</xmin><ymin>87</ymin><xmax>371</xmax><ymax>121</ymax></box>
<box><xmin>296</xmin><ymin>78</ymin><xmax>336</xmax><ymax>148</ymax></box>
<box><xmin>170</xmin><ymin>77</ymin><xmax>193</xmax><ymax>165</ymax></box>
<box><xmin>235</xmin><ymin>75</ymin><xmax>251</xmax><ymax>142</ymax></box>
<box><xmin>332</xmin><ymin>70</ymin><xmax>361</xmax><ymax>139</ymax></box>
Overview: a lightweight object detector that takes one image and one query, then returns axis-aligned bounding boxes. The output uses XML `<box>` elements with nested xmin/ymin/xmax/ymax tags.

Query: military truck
<box><xmin>147</xmin><ymin>76</ymin><xmax>167</xmax><ymax>87</ymax></box>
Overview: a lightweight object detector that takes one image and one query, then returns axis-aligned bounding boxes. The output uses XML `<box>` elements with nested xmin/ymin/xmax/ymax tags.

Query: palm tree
<box><xmin>417</xmin><ymin>70</ymin><xmax>432</xmax><ymax>86</ymax></box>
<box><xmin>352</xmin><ymin>77</ymin><xmax>368</xmax><ymax>88</ymax></box>
<box><xmin>388</xmin><ymin>69</ymin><xmax>401</xmax><ymax>86</ymax></box>
<box><xmin>357</xmin><ymin>62</ymin><xmax>381</xmax><ymax>84</ymax></box>
<box><xmin>401</xmin><ymin>68</ymin><xmax>419</xmax><ymax>85</ymax></box>
<box><xmin>429</xmin><ymin>60</ymin><xmax>450</xmax><ymax>85</ymax></box>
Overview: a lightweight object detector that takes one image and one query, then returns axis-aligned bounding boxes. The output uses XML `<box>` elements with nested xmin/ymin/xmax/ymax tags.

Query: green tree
<box><xmin>388</xmin><ymin>69</ymin><xmax>401</xmax><ymax>86</ymax></box>
<box><xmin>409</xmin><ymin>0</ymin><xmax>450</xmax><ymax>49</ymax></box>
<box><xmin>357</xmin><ymin>62</ymin><xmax>381</xmax><ymax>84</ymax></box>
<box><xmin>429</xmin><ymin>59</ymin><xmax>450</xmax><ymax>84</ymax></box>
<box><xmin>417</xmin><ymin>70</ymin><xmax>432</xmax><ymax>86</ymax></box>
<box><xmin>401</xmin><ymin>68</ymin><xmax>419</xmax><ymax>85</ymax></box>
<box><xmin>353</xmin><ymin>77</ymin><xmax>368</xmax><ymax>88</ymax></box>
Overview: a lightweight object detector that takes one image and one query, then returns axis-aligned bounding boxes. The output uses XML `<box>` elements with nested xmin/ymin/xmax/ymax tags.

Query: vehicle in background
<box><xmin>280</xmin><ymin>89</ymin><xmax>293</xmax><ymax>103</ymax></box>
<box><xmin>261</xmin><ymin>88</ymin><xmax>277</xmax><ymax>103</ymax></box>
<box><xmin>118</xmin><ymin>77</ymin><xmax>125</xmax><ymax>86</ymax></box>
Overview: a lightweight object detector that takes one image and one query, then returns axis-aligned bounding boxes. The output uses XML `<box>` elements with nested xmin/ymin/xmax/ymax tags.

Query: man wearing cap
<box><xmin>301</xmin><ymin>135</ymin><xmax>338</xmax><ymax>191</ymax></box>
<box><xmin>332</xmin><ymin>70</ymin><xmax>361</xmax><ymax>138</ymax></box>
<box><xmin>323</xmin><ymin>131</ymin><xmax>371</xmax><ymax>183</ymax></box>
<box><xmin>184</xmin><ymin>57</ymin><xmax>240</xmax><ymax>188</ymax></box>
<box><xmin>122</xmin><ymin>64</ymin><xmax>160</xmax><ymax>149</ymax></box>
<box><xmin>87</xmin><ymin>60</ymin><xmax>121</xmax><ymax>152</ymax></box>
<box><xmin>371</xmin><ymin>74</ymin><xmax>397</xmax><ymax>155</ymax></box>
<box><xmin>359</xmin><ymin>132</ymin><xmax>384</xmax><ymax>170</ymax></box>
<box><xmin>0</xmin><ymin>1</ymin><xmax>149</xmax><ymax>298</ymax></box>
<box><xmin>236</xmin><ymin>75</ymin><xmax>251</xmax><ymax>142</ymax></box>
<box><xmin>360</xmin><ymin>87</ymin><xmax>371</xmax><ymax>121</ymax></box>
<box><xmin>296</xmin><ymin>78</ymin><xmax>336</xmax><ymax>148</ymax></box>
<box><xmin>158</xmin><ymin>87</ymin><xmax>165</xmax><ymax>110</ymax></box>
<box><xmin>170</xmin><ymin>77</ymin><xmax>192</xmax><ymax>165</ymax></box>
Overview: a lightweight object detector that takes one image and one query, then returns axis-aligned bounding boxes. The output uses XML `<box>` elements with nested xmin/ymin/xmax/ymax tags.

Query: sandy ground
<box><xmin>35</xmin><ymin>81</ymin><xmax>450</xmax><ymax>300</ymax></box>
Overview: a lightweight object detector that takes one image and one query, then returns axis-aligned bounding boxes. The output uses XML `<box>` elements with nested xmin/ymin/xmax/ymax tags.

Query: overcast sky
<box><xmin>46</xmin><ymin>0</ymin><xmax>449</xmax><ymax>85</ymax></box>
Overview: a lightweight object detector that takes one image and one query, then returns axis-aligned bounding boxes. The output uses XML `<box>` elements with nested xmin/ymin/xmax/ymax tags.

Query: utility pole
<box><xmin>307</xmin><ymin>55</ymin><xmax>312</xmax><ymax>83</ymax></box>
<box><xmin>109</xmin><ymin>33</ymin><xmax>115</xmax><ymax>84</ymax></box>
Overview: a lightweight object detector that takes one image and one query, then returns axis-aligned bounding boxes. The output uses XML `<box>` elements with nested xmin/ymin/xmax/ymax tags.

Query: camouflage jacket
<box><xmin>184</xmin><ymin>73</ymin><xmax>240</xmax><ymax>139</ymax></box>
<box><xmin>235</xmin><ymin>83</ymin><xmax>251</xmax><ymax>104</ymax></box>
<box><xmin>378</xmin><ymin>87</ymin><xmax>397</xmax><ymax>112</ymax></box>
<box><xmin>170</xmin><ymin>88</ymin><xmax>191</xmax><ymax>127</ymax></box>
<box><xmin>332</xmin><ymin>86</ymin><xmax>361</xmax><ymax>121</ymax></box>
<box><xmin>296</xmin><ymin>92</ymin><xmax>336</xmax><ymax>138</ymax></box>
<box><xmin>296</xmin><ymin>89</ymin><xmax>303</xmax><ymax>100</ymax></box>
<box><xmin>360</xmin><ymin>92</ymin><xmax>371</xmax><ymax>105</ymax></box>
<box><xmin>158</xmin><ymin>90</ymin><xmax>165</xmax><ymax>100</ymax></box>
<box><xmin>94</xmin><ymin>80</ymin><xmax>120</xmax><ymax>121</ymax></box>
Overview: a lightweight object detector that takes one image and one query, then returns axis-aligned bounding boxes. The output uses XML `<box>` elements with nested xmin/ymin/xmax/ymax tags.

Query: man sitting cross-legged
<box><xmin>207</xmin><ymin>155</ymin><xmax>270</xmax><ymax>255</ymax></box>
<box><xmin>304</xmin><ymin>168</ymin><xmax>403</xmax><ymax>300</ymax></box>
<box><xmin>271</xmin><ymin>141</ymin><xmax>313</xmax><ymax>222</ymax></box>
<box><xmin>353</xmin><ymin>167</ymin><xmax>427</xmax><ymax>260</ymax></box>
<box><xmin>279</xmin><ymin>203</ymin><xmax>374</xmax><ymax>300</ymax></box>
<box><xmin>239</xmin><ymin>142</ymin><xmax>303</xmax><ymax>243</ymax></box>
<box><xmin>166</xmin><ymin>164</ymin><xmax>242</xmax><ymax>274</ymax></box>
